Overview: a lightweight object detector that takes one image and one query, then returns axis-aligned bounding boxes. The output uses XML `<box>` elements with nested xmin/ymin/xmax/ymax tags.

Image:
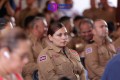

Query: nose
<box><xmin>103</xmin><ymin>26</ymin><xmax>108</xmax><ymax>33</ymax></box>
<box><xmin>23</xmin><ymin>58</ymin><xmax>29</xmax><ymax>65</ymax></box>
<box><xmin>62</xmin><ymin>35</ymin><xmax>68</xmax><ymax>40</ymax></box>
<box><xmin>85</xmin><ymin>32</ymin><xmax>89</xmax><ymax>36</ymax></box>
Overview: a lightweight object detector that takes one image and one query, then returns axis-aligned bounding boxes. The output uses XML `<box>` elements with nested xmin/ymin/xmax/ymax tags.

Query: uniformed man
<box><xmin>85</xmin><ymin>19</ymin><xmax>116</xmax><ymax>80</ymax></box>
<box><xmin>17</xmin><ymin>0</ymin><xmax>39</xmax><ymax>27</ymax></box>
<box><xmin>95</xmin><ymin>0</ymin><xmax>116</xmax><ymax>22</ymax></box>
<box><xmin>83</xmin><ymin>0</ymin><xmax>98</xmax><ymax>20</ymax></box>
<box><xmin>22</xmin><ymin>17</ymin><xmax>48</xmax><ymax>80</ymax></box>
<box><xmin>77</xmin><ymin>18</ymin><xmax>94</xmax><ymax>67</ymax></box>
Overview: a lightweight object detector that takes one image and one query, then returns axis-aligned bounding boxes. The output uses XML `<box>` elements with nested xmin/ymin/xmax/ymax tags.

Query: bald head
<box><xmin>94</xmin><ymin>19</ymin><xmax>107</xmax><ymax>28</ymax></box>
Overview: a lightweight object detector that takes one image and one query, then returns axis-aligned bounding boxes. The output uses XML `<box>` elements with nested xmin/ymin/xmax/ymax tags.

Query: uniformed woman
<box><xmin>37</xmin><ymin>22</ymin><xmax>86</xmax><ymax>80</ymax></box>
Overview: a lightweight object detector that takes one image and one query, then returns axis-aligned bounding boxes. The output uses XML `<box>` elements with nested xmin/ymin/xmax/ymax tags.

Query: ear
<box><xmin>48</xmin><ymin>35</ymin><xmax>53</xmax><ymax>42</ymax></box>
<box><xmin>0</xmin><ymin>47</ymin><xmax>10</xmax><ymax>59</ymax></box>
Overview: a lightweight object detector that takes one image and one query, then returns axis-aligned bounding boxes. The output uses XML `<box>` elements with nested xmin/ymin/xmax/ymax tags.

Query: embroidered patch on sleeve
<box><xmin>70</xmin><ymin>49</ymin><xmax>77</xmax><ymax>54</ymax></box>
<box><xmin>69</xmin><ymin>49</ymin><xmax>79</xmax><ymax>56</ymax></box>
<box><xmin>85</xmin><ymin>48</ymin><xmax>92</xmax><ymax>54</ymax></box>
<box><xmin>39</xmin><ymin>55</ymin><xmax>47</xmax><ymax>61</ymax></box>
<box><xmin>117</xmin><ymin>48</ymin><xmax>120</xmax><ymax>53</ymax></box>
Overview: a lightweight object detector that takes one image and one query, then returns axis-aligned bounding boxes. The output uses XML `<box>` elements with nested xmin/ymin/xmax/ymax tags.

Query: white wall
<box><xmin>73</xmin><ymin>0</ymin><xmax>118</xmax><ymax>15</ymax></box>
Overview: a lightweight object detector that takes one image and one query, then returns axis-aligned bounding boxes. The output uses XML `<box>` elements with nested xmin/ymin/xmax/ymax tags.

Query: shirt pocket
<box><xmin>52</xmin><ymin>55</ymin><xmax>73</xmax><ymax>74</ymax></box>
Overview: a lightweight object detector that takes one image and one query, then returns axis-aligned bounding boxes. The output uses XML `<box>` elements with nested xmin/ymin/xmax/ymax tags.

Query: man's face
<box><xmin>79</xmin><ymin>23</ymin><xmax>93</xmax><ymax>42</ymax></box>
<box><xmin>94</xmin><ymin>20</ymin><xmax>108</xmax><ymax>38</ymax></box>
<box><xmin>34</xmin><ymin>20</ymin><xmax>46</xmax><ymax>38</ymax></box>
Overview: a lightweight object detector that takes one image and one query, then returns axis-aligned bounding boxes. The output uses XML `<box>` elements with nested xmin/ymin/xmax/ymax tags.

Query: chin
<box><xmin>59</xmin><ymin>45</ymin><xmax>66</xmax><ymax>48</ymax></box>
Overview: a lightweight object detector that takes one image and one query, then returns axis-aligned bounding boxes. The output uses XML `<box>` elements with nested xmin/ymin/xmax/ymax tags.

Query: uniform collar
<box><xmin>93</xmin><ymin>36</ymin><xmax>112</xmax><ymax>46</ymax></box>
<box><xmin>48</xmin><ymin>43</ymin><xmax>62</xmax><ymax>53</ymax></box>
<box><xmin>93</xmin><ymin>36</ymin><xmax>105</xmax><ymax>46</ymax></box>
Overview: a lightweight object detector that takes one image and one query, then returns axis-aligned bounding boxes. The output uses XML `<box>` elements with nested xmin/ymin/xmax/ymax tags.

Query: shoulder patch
<box><xmin>69</xmin><ymin>49</ymin><xmax>77</xmax><ymax>53</ymax></box>
<box><xmin>69</xmin><ymin>49</ymin><xmax>80</xmax><ymax>61</ymax></box>
<box><xmin>39</xmin><ymin>55</ymin><xmax>47</xmax><ymax>61</ymax></box>
<box><xmin>117</xmin><ymin>48</ymin><xmax>120</xmax><ymax>53</ymax></box>
<box><xmin>85</xmin><ymin>48</ymin><xmax>92</xmax><ymax>54</ymax></box>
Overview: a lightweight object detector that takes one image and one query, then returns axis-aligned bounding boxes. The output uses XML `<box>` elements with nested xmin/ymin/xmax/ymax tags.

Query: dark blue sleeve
<box><xmin>102</xmin><ymin>54</ymin><xmax>120</xmax><ymax>80</ymax></box>
<box><xmin>9</xmin><ymin>0</ymin><xmax>16</xmax><ymax>10</ymax></box>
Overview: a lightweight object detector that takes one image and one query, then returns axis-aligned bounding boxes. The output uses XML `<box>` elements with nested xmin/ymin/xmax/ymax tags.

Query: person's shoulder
<box><xmin>39</xmin><ymin>47</ymin><xmax>49</xmax><ymax>55</ymax></box>
<box><xmin>85</xmin><ymin>42</ymin><xmax>97</xmax><ymax>55</ymax></box>
<box><xmin>69</xmin><ymin>49</ymin><xmax>80</xmax><ymax>61</ymax></box>
<box><xmin>37</xmin><ymin>47</ymin><xmax>50</xmax><ymax>62</ymax></box>
<box><xmin>37</xmin><ymin>47</ymin><xmax>54</xmax><ymax>72</ymax></box>
<box><xmin>114</xmin><ymin>37</ymin><xmax>120</xmax><ymax>44</ymax></box>
<box><xmin>69</xmin><ymin>49</ymin><xmax>78</xmax><ymax>54</ymax></box>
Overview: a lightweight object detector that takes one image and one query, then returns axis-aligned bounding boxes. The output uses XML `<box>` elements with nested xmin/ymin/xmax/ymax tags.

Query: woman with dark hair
<box><xmin>0</xmin><ymin>27</ymin><xmax>31</xmax><ymax>80</ymax></box>
<box><xmin>37</xmin><ymin>22</ymin><xmax>86</xmax><ymax>80</ymax></box>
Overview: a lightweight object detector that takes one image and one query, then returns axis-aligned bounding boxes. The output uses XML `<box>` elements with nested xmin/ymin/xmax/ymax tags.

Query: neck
<box><xmin>94</xmin><ymin>36</ymin><xmax>105</xmax><ymax>44</ymax></box>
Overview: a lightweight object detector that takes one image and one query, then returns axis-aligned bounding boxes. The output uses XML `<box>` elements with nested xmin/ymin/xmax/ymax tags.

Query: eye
<box><xmin>20</xmin><ymin>53</ymin><xmax>28</xmax><ymax>60</ymax></box>
<box><xmin>105</xmin><ymin>25</ymin><xmax>108</xmax><ymax>28</ymax></box>
<box><xmin>57</xmin><ymin>33</ymin><xmax>62</xmax><ymax>37</ymax></box>
<box><xmin>64</xmin><ymin>32</ymin><xmax>68</xmax><ymax>36</ymax></box>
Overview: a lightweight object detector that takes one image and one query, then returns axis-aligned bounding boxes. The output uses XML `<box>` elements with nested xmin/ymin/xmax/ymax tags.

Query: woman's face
<box><xmin>49</xmin><ymin>27</ymin><xmax>69</xmax><ymax>47</ymax></box>
<box><xmin>10</xmin><ymin>40</ymin><xmax>31</xmax><ymax>73</ymax></box>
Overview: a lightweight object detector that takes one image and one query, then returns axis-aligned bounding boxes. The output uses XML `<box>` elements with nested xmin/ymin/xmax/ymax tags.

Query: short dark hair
<box><xmin>36</xmin><ymin>13</ymin><xmax>45</xmax><ymax>18</ymax></box>
<box><xmin>23</xmin><ymin>16</ymin><xmax>35</xmax><ymax>29</ymax></box>
<box><xmin>47</xmin><ymin>22</ymin><xmax>64</xmax><ymax>36</ymax></box>
<box><xmin>59</xmin><ymin>16</ymin><xmax>71</xmax><ymax>24</ymax></box>
<box><xmin>0</xmin><ymin>27</ymin><xmax>29</xmax><ymax>52</ymax></box>
<box><xmin>73</xmin><ymin>15</ymin><xmax>84</xmax><ymax>22</ymax></box>
<box><xmin>79</xmin><ymin>18</ymin><xmax>93</xmax><ymax>28</ymax></box>
<box><xmin>31</xmin><ymin>17</ymin><xmax>45</xmax><ymax>28</ymax></box>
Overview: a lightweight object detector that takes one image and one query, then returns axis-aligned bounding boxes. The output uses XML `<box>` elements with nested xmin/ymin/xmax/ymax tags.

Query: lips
<box><xmin>61</xmin><ymin>41</ymin><xmax>67</xmax><ymax>44</ymax></box>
